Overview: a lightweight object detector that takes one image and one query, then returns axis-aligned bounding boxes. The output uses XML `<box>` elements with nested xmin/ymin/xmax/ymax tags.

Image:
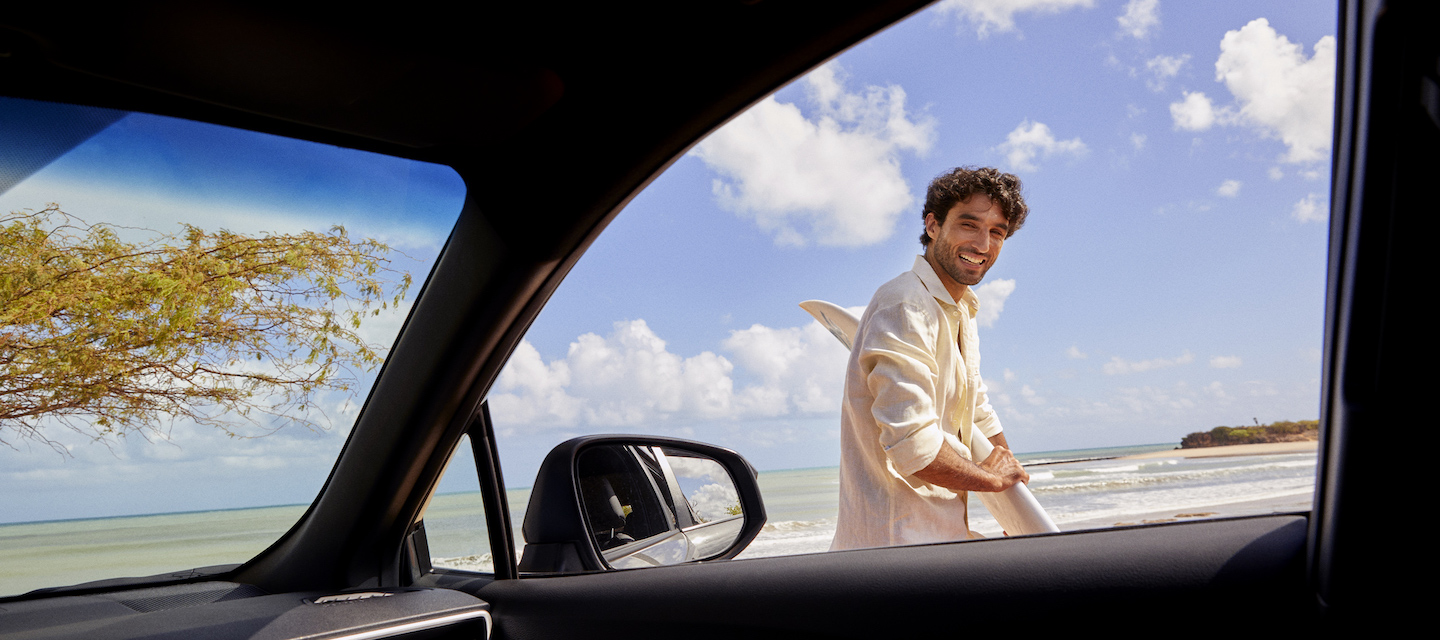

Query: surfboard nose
<box><xmin>799</xmin><ymin>300</ymin><xmax>860</xmax><ymax>350</ymax></box>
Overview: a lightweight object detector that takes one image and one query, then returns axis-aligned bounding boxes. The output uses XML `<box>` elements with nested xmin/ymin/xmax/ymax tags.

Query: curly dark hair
<box><xmin>919</xmin><ymin>166</ymin><xmax>1028</xmax><ymax>246</ymax></box>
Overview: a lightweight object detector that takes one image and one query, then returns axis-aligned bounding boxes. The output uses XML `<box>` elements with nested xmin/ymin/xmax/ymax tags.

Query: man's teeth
<box><xmin>960</xmin><ymin>255</ymin><xmax>983</xmax><ymax>265</ymax></box>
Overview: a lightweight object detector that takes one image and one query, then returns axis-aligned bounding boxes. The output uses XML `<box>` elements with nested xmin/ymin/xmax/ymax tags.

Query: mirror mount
<box><xmin>517</xmin><ymin>435</ymin><xmax>766</xmax><ymax>574</ymax></box>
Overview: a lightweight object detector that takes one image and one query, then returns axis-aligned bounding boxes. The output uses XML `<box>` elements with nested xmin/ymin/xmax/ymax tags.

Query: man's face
<box><xmin>924</xmin><ymin>194</ymin><xmax>1009</xmax><ymax>292</ymax></box>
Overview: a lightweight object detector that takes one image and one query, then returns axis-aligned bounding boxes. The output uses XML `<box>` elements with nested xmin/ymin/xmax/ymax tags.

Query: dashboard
<box><xmin>0</xmin><ymin>583</ymin><xmax>490</xmax><ymax>640</ymax></box>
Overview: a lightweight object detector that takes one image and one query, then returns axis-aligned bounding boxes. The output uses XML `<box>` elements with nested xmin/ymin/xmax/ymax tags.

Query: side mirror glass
<box><xmin>518</xmin><ymin>436</ymin><xmax>765</xmax><ymax>574</ymax></box>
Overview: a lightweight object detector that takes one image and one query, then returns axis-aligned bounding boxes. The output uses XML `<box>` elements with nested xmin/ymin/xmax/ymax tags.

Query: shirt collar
<box><xmin>912</xmin><ymin>255</ymin><xmax>980</xmax><ymax>318</ymax></box>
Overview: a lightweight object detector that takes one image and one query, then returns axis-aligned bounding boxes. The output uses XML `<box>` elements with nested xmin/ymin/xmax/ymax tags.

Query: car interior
<box><xmin>0</xmin><ymin>0</ymin><xmax>1433</xmax><ymax>636</ymax></box>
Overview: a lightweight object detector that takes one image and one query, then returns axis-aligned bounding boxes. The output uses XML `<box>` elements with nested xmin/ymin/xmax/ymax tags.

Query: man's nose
<box><xmin>971</xmin><ymin>233</ymin><xmax>991</xmax><ymax>253</ymax></box>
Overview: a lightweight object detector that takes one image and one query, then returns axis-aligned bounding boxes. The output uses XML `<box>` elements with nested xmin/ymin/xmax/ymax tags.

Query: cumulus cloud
<box><xmin>1118</xmin><ymin>0</ymin><xmax>1161</xmax><ymax>39</ymax></box>
<box><xmin>1144</xmin><ymin>53</ymin><xmax>1189</xmax><ymax>91</ymax></box>
<box><xmin>722</xmin><ymin>319</ymin><xmax>853</xmax><ymax>415</ymax></box>
<box><xmin>1269</xmin><ymin>167</ymin><xmax>1285</xmax><ymax>180</ymax></box>
<box><xmin>1066</xmin><ymin>345</ymin><xmax>1087</xmax><ymax>359</ymax></box>
<box><xmin>490</xmin><ymin>317</ymin><xmax>853</xmax><ymax>430</ymax></box>
<box><xmin>1130</xmin><ymin>133</ymin><xmax>1147</xmax><ymax>151</ymax></box>
<box><xmin>974</xmin><ymin>278</ymin><xmax>1017</xmax><ymax>328</ymax></box>
<box><xmin>937</xmin><ymin>0</ymin><xmax>1095</xmax><ymax>37</ymax></box>
<box><xmin>1210</xmin><ymin>355</ymin><xmax>1243</xmax><ymax>368</ymax></box>
<box><xmin>1169</xmin><ymin>19</ymin><xmax>1336</xmax><ymax>164</ymax></box>
<box><xmin>693</xmin><ymin>62</ymin><xmax>934</xmax><ymax>247</ymax></box>
<box><xmin>1103</xmin><ymin>350</ymin><xmax>1194</xmax><ymax>375</ymax></box>
<box><xmin>1170</xmin><ymin>91</ymin><xmax>1217</xmax><ymax>131</ymax></box>
<box><xmin>1216</xmin><ymin>179</ymin><xmax>1242</xmax><ymax>197</ymax></box>
<box><xmin>491</xmin><ymin>320</ymin><xmax>748</xmax><ymax>428</ymax></box>
<box><xmin>687</xmin><ymin>482</ymin><xmax>741</xmax><ymax>522</ymax></box>
<box><xmin>995</xmin><ymin>120</ymin><xmax>1088</xmax><ymax>172</ymax></box>
<box><xmin>1020</xmin><ymin>384</ymin><xmax>1046</xmax><ymax>405</ymax></box>
<box><xmin>1215</xmin><ymin>19</ymin><xmax>1336</xmax><ymax>164</ymax></box>
<box><xmin>1290</xmin><ymin>193</ymin><xmax>1327</xmax><ymax>223</ymax></box>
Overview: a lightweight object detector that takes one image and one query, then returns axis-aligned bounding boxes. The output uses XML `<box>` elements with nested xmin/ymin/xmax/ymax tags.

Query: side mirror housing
<box><xmin>517</xmin><ymin>435</ymin><xmax>766</xmax><ymax>573</ymax></box>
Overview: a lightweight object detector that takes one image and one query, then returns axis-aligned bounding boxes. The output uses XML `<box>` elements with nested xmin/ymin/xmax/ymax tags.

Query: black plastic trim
<box><xmin>470</xmin><ymin>403</ymin><xmax>517</xmax><ymax>581</ymax></box>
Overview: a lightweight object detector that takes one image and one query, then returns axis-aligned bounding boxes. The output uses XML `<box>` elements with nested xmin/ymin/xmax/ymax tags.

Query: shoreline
<box><xmin>1056</xmin><ymin>491</ymin><xmax>1314</xmax><ymax>531</ymax></box>
<box><xmin>1120</xmin><ymin>440</ymin><xmax>1317</xmax><ymax>460</ymax></box>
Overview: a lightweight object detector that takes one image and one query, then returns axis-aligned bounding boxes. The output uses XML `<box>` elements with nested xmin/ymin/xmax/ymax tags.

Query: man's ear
<box><xmin>923</xmin><ymin>212</ymin><xmax>939</xmax><ymax>241</ymax></box>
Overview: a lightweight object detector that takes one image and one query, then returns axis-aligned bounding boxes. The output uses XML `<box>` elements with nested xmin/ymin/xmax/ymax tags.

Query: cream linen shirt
<box><xmin>830</xmin><ymin>255</ymin><xmax>1003</xmax><ymax>551</ymax></box>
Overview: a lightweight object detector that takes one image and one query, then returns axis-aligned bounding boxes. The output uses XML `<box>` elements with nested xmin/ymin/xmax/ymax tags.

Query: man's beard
<box><xmin>935</xmin><ymin>240</ymin><xmax>987</xmax><ymax>286</ymax></box>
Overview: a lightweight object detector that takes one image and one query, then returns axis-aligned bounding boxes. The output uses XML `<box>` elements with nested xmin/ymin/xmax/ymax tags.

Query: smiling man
<box><xmin>831</xmin><ymin>166</ymin><xmax>1032</xmax><ymax>550</ymax></box>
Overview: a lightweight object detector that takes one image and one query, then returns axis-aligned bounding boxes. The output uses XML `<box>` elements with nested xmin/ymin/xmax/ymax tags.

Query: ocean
<box><xmin>0</xmin><ymin>443</ymin><xmax>1318</xmax><ymax>596</ymax></box>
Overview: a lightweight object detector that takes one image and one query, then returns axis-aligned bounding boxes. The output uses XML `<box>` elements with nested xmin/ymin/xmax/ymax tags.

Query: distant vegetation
<box><xmin>1180</xmin><ymin>420</ymin><xmax>1319</xmax><ymax>449</ymax></box>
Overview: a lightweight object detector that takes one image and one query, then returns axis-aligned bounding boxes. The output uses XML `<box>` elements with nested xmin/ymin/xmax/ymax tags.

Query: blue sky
<box><xmin>1</xmin><ymin>0</ymin><xmax>1338</xmax><ymax>522</ymax></box>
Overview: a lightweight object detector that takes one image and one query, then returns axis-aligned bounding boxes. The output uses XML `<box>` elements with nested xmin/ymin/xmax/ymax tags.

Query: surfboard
<box><xmin>799</xmin><ymin>299</ymin><xmax>1060</xmax><ymax>536</ymax></box>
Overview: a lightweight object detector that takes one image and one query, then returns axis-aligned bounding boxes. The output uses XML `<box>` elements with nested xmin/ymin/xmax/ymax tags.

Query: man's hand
<box><xmin>912</xmin><ymin>440</ymin><xmax>1030</xmax><ymax>493</ymax></box>
<box><xmin>978</xmin><ymin>445</ymin><xmax>1029</xmax><ymax>491</ymax></box>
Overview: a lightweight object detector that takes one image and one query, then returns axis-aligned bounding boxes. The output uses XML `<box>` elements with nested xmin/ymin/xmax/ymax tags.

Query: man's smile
<box><xmin>959</xmin><ymin>252</ymin><xmax>986</xmax><ymax>266</ymax></box>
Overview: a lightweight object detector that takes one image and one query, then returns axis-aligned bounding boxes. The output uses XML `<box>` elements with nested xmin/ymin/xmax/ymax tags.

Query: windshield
<box><xmin>0</xmin><ymin>97</ymin><xmax>465</xmax><ymax>596</ymax></box>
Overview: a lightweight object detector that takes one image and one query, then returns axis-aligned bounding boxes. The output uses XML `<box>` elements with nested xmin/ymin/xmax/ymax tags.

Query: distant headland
<box><xmin>1180</xmin><ymin>420</ymin><xmax>1319</xmax><ymax>449</ymax></box>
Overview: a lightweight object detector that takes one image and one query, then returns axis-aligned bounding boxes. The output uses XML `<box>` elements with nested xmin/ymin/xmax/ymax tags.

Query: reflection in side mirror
<box><xmin>577</xmin><ymin>446</ymin><xmax>746</xmax><ymax>569</ymax></box>
<box><xmin>518</xmin><ymin>436</ymin><xmax>765</xmax><ymax>574</ymax></box>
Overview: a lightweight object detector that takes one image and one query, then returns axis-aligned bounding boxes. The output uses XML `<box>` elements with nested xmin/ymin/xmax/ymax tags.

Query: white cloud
<box><xmin>1291</xmin><ymin>193</ymin><xmax>1327</xmax><ymax>223</ymax></box>
<box><xmin>1066</xmin><ymin>345</ymin><xmax>1088</xmax><ymax>359</ymax></box>
<box><xmin>1215</xmin><ymin>19</ymin><xmax>1336</xmax><ymax>164</ymax></box>
<box><xmin>1216</xmin><ymin>179</ymin><xmax>1242</xmax><ymax>197</ymax></box>
<box><xmin>693</xmin><ymin>62</ymin><xmax>934</xmax><ymax>247</ymax></box>
<box><xmin>1118</xmin><ymin>0</ymin><xmax>1161</xmax><ymax>40</ymax></box>
<box><xmin>1268</xmin><ymin>167</ymin><xmax>1285</xmax><ymax>180</ymax></box>
<box><xmin>489</xmin><ymin>340</ymin><xmax>583</xmax><ymax>426</ymax></box>
<box><xmin>995</xmin><ymin>120</ymin><xmax>1088</xmax><ymax>172</ymax></box>
<box><xmin>1103</xmin><ymin>350</ymin><xmax>1194</xmax><ymax>375</ymax></box>
<box><xmin>1210</xmin><ymin>355</ymin><xmax>1243</xmax><ymax>368</ymax></box>
<box><xmin>1004</xmin><ymin>368</ymin><xmax>1018</xmax><ymax>382</ymax></box>
<box><xmin>1170</xmin><ymin>91</ymin><xmax>1218</xmax><ymax>131</ymax></box>
<box><xmin>1021</xmin><ymin>384</ymin><xmax>1046</xmax><ymax>405</ymax></box>
<box><xmin>722</xmin><ymin>320</ymin><xmax>852</xmax><ymax>415</ymax></box>
<box><xmin>1130</xmin><ymin>133</ymin><xmax>1147</xmax><ymax>151</ymax></box>
<box><xmin>1144</xmin><ymin>53</ymin><xmax>1189</xmax><ymax>91</ymax></box>
<box><xmin>687</xmin><ymin>482</ymin><xmax>741</xmax><ymax>522</ymax></box>
<box><xmin>490</xmin><ymin>320</ymin><xmax>741</xmax><ymax>428</ymax></box>
<box><xmin>490</xmin><ymin>317</ymin><xmax>855</xmax><ymax>430</ymax></box>
<box><xmin>937</xmin><ymin>0</ymin><xmax>1095</xmax><ymax>37</ymax></box>
<box><xmin>974</xmin><ymin>278</ymin><xmax>1016</xmax><ymax>328</ymax></box>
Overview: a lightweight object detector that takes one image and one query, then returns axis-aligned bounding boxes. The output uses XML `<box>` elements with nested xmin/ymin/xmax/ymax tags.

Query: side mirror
<box><xmin>517</xmin><ymin>435</ymin><xmax>766</xmax><ymax>573</ymax></box>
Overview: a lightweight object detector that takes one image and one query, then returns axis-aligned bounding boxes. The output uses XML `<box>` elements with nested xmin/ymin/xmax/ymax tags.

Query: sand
<box><xmin>1120</xmin><ymin>440</ymin><xmax>1318</xmax><ymax>460</ymax></box>
<box><xmin>1057</xmin><ymin>491</ymin><xmax>1315</xmax><ymax>532</ymax></box>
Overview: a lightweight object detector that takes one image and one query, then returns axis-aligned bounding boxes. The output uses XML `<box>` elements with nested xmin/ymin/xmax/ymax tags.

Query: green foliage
<box><xmin>1</xmin><ymin>205</ymin><xmax>411</xmax><ymax>448</ymax></box>
<box><xmin>724</xmin><ymin>503</ymin><xmax>743</xmax><ymax>516</ymax></box>
<box><xmin>1181</xmin><ymin>420</ymin><xmax>1319</xmax><ymax>448</ymax></box>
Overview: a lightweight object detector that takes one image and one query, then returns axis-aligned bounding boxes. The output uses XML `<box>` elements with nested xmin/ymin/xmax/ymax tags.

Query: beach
<box><xmin>1120</xmin><ymin>440</ymin><xmax>1318</xmax><ymax>460</ymax></box>
<box><xmin>740</xmin><ymin>441</ymin><xmax>1319</xmax><ymax>557</ymax></box>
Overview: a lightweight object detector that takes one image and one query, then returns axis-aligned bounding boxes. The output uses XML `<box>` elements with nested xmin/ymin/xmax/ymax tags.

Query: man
<box><xmin>831</xmin><ymin>166</ymin><xmax>1031</xmax><ymax>551</ymax></box>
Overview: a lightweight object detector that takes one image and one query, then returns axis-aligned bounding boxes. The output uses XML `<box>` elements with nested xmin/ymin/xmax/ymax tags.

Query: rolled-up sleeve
<box><xmin>856</xmin><ymin>302</ymin><xmax>944</xmax><ymax>477</ymax></box>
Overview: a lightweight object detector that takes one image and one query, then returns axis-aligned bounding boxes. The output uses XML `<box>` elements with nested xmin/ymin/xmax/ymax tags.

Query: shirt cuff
<box><xmin>884</xmin><ymin>424</ymin><xmax>945</xmax><ymax>477</ymax></box>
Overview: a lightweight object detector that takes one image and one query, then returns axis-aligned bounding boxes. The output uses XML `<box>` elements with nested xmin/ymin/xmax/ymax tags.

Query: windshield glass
<box><xmin>0</xmin><ymin>97</ymin><xmax>465</xmax><ymax>596</ymax></box>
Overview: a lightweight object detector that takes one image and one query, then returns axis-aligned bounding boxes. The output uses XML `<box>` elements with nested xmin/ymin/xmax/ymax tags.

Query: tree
<box><xmin>1</xmin><ymin>205</ymin><xmax>412</xmax><ymax>449</ymax></box>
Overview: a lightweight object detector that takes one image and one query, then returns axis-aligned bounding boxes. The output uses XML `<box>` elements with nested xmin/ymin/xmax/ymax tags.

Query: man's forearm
<box><xmin>988</xmin><ymin>431</ymin><xmax>1009</xmax><ymax>450</ymax></box>
<box><xmin>912</xmin><ymin>442</ymin><xmax>1021</xmax><ymax>493</ymax></box>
